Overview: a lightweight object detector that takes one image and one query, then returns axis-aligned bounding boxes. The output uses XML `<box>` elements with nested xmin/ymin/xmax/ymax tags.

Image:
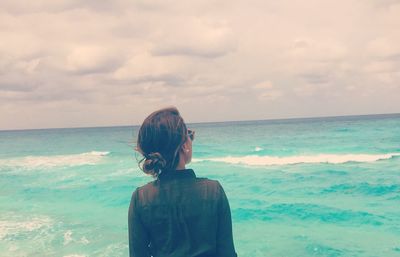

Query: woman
<box><xmin>128</xmin><ymin>107</ymin><xmax>237</xmax><ymax>257</ymax></box>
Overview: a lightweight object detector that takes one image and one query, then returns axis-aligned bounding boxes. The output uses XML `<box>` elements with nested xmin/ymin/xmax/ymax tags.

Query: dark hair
<box><xmin>136</xmin><ymin>107</ymin><xmax>188</xmax><ymax>177</ymax></box>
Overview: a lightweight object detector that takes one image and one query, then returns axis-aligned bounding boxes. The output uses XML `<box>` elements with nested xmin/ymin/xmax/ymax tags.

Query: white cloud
<box><xmin>112</xmin><ymin>53</ymin><xmax>180</xmax><ymax>81</ymax></box>
<box><xmin>366</xmin><ymin>37</ymin><xmax>400</xmax><ymax>58</ymax></box>
<box><xmin>65</xmin><ymin>45</ymin><xmax>123</xmax><ymax>74</ymax></box>
<box><xmin>0</xmin><ymin>0</ymin><xmax>399</xmax><ymax>130</ymax></box>
<box><xmin>257</xmin><ymin>90</ymin><xmax>283</xmax><ymax>101</ymax></box>
<box><xmin>253</xmin><ymin>81</ymin><xmax>273</xmax><ymax>90</ymax></box>
<box><xmin>151</xmin><ymin>17</ymin><xmax>235</xmax><ymax>58</ymax></box>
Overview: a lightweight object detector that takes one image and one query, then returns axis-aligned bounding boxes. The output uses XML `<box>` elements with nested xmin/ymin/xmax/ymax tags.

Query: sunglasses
<box><xmin>187</xmin><ymin>129</ymin><xmax>195</xmax><ymax>141</ymax></box>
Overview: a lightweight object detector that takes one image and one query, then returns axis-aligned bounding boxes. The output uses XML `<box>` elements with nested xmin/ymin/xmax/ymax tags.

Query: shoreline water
<box><xmin>1</xmin><ymin>114</ymin><xmax>400</xmax><ymax>256</ymax></box>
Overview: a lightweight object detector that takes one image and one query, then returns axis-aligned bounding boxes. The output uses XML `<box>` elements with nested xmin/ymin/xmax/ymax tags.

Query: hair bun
<box><xmin>143</xmin><ymin>152</ymin><xmax>167</xmax><ymax>175</ymax></box>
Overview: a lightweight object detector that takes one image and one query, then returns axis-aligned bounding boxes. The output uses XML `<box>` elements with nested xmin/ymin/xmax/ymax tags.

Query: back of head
<box><xmin>136</xmin><ymin>107</ymin><xmax>187</xmax><ymax>177</ymax></box>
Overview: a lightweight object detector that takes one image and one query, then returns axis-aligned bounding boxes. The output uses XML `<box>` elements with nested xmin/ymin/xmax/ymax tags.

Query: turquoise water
<box><xmin>1</xmin><ymin>114</ymin><xmax>400</xmax><ymax>257</ymax></box>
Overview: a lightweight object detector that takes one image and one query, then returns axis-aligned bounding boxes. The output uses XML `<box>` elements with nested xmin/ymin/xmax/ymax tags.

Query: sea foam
<box><xmin>0</xmin><ymin>151</ymin><xmax>109</xmax><ymax>169</ymax></box>
<box><xmin>0</xmin><ymin>215</ymin><xmax>53</xmax><ymax>240</ymax></box>
<box><xmin>63</xmin><ymin>230</ymin><xmax>90</xmax><ymax>246</ymax></box>
<box><xmin>196</xmin><ymin>153</ymin><xmax>400</xmax><ymax>166</ymax></box>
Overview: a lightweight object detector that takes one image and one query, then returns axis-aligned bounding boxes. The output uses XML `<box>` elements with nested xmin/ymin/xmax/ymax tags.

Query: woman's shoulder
<box><xmin>131</xmin><ymin>176</ymin><xmax>224</xmax><ymax>200</ymax></box>
<box><xmin>131</xmin><ymin>180</ymin><xmax>167</xmax><ymax>207</ymax></box>
<box><xmin>195</xmin><ymin>177</ymin><xmax>222</xmax><ymax>187</ymax></box>
<box><xmin>134</xmin><ymin>180</ymin><xmax>159</xmax><ymax>193</ymax></box>
<box><xmin>194</xmin><ymin>177</ymin><xmax>226</xmax><ymax>196</ymax></box>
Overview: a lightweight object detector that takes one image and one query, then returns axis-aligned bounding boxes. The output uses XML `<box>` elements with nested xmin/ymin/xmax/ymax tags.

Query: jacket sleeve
<box><xmin>128</xmin><ymin>189</ymin><xmax>151</xmax><ymax>257</ymax></box>
<box><xmin>216</xmin><ymin>182</ymin><xmax>238</xmax><ymax>257</ymax></box>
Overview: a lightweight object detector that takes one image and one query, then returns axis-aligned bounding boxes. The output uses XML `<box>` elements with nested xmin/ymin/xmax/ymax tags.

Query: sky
<box><xmin>1</xmin><ymin>0</ymin><xmax>399</xmax><ymax>130</ymax></box>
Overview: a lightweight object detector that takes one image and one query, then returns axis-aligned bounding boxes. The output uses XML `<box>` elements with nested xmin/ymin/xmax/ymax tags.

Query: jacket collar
<box><xmin>158</xmin><ymin>168</ymin><xmax>196</xmax><ymax>180</ymax></box>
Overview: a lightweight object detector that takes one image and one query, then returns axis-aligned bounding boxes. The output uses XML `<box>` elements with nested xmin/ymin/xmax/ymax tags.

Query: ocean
<box><xmin>1</xmin><ymin>113</ymin><xmax>399</xmax><ymax>257</ymax></box>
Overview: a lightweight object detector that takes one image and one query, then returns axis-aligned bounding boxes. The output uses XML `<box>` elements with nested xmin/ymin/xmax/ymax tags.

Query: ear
<box><xmin>180</xmin><ymin>140</ymin><xmax>190</xmax><ymax>153</ymax></box>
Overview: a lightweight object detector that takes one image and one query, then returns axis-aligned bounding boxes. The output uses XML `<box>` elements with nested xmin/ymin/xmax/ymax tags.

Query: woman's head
<box><xmin>136</xmin><ymin>107</ymin><xmax>193</xmax><ymax>177</ymax></box>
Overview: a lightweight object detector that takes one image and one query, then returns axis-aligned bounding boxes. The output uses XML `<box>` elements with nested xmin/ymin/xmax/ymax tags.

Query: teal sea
<box><xmin>1</xmin><ymin>113</ymin><xmax>400</xmax><ymax>257</ymax></box>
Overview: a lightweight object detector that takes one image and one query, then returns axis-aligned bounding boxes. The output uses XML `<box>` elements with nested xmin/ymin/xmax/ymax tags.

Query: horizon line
<box><xmin>1</xmin><ymin>112</ymin><xmax>399</xmax><ymax>132</ymax></box>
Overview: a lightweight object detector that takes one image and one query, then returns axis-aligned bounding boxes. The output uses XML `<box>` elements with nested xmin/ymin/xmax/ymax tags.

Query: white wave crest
<box><xmin>64</xmin><ymin>230</ymin><xmax>73</xmax><ymax>245</ymax></box>
<box><xmin>254</xmin><ymin>146</ymin><xmax>264</xmax><ymax>152</ymax></box>
<box><xmin>0</xmin><ymin>215</ymin><xmax>53</xmax><ymax>240</ymax></box>
<box><xmin>0</xmin><ymin>151</ymin><xmax>109</xmax><ymax>169</ymax></box>
<box><xmin>63</xmin><ymin>230</ymin><xmax>90</xmax><ymax>246</ymax></box>
<box><xmin>199</xmin><ymin>153</ymin><xmax>400</xmax><ymax>166</ymax></box>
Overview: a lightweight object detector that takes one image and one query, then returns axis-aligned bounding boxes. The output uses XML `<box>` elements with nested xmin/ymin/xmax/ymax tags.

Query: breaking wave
<box><xmin>0</xmin><ymin>215</ymin><xmax>53</xmax><ymax>240</ymax></box>
<box><xmin>195</xmin><ymin>153</ymin><xmax>400</xmax><ymax>166</ymax></box>
<box><xmin>0</xmin><ymin>151</ymin><xmax>109</xmax><ymax>169</ymax></box>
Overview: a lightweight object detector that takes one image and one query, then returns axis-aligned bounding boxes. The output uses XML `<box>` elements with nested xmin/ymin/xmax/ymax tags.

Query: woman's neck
<box><xmin>175</xmin><ymin>163</ymin><xmax>186</xmax><ymax>170</ymax></box>
<box><xmin>175</xmin><ymin>152</ymin><xmax>186</xmax><ymax>170</ymax></box>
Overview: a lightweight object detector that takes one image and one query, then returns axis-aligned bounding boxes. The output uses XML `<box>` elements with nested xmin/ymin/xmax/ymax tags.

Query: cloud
<box><xmin>65</xmin><ymin>45</ymin><xmax>123</xmax><ymax>74</ymax></box>
<box><xmin>252</xmin><ymin>81</ymin><xmax>273</xmax><ymax>90</ymax></box>
<box><xmin>0</xmin><ymin>0</ymin><xmax>399</xmax><ymax>130</ymax></box>
<box><xmin>299</xmin><ymin>72</ymin><xmax>332</xmax><ymax>85</ymax></box>
<box><xmin>112</xmin><ymin>53</ymin><xmax>178</xmax><ymax>81</ymax></box>
<box><xmin>151</xmin><ymin>18</ymin><xmax>236</xmax><ymax>58</ymax></box>
<box><xmin>366</xmin><ymin>37</ymin><xmax>400</xmax><ymax>58</ymax></box>
<box><xmin>251</xmin><ymin>81</ymin><xmax>282</xmax><ymax>101</ymax></box>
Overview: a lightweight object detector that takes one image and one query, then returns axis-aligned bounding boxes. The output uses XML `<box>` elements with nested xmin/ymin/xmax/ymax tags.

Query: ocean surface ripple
<box><xmin>1</xmin><ymin>114</ymin><xmax>400</xmax><ymax>256</ymax></box>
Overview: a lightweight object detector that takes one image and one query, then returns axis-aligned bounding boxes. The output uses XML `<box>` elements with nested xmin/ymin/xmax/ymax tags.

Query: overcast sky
<box><xmin>1</xmin><ymin>0</ymin><xmax>399</xmax><ymax>130</ymax></box>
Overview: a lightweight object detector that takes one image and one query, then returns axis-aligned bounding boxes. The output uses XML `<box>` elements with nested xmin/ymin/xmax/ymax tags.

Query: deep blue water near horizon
<box><xmin>1</xmin><ymin>114</ymin><xmax>400</xmax><ymax>257</ymax></box>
